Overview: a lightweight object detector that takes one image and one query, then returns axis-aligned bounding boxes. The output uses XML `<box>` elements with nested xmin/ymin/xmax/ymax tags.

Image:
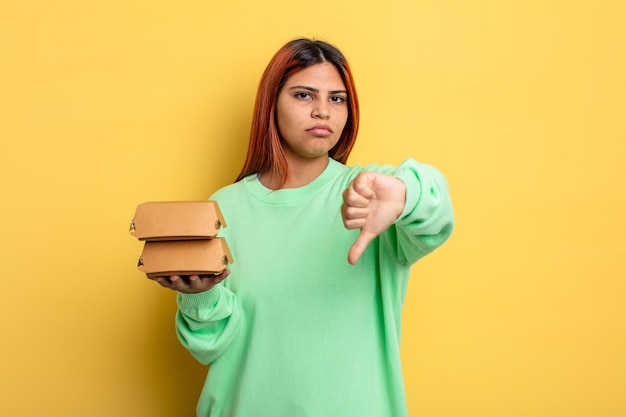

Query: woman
<box><xmin>152</xmin><ymin>38</ymin><xmax>454</xmax><ymax>417</ymax></box>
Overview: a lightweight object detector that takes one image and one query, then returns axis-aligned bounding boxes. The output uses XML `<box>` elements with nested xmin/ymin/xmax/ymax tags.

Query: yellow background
<box><xmin>1</xmin><ymin>1</ymin><xmax>625</xmax><ymax>416</ymax></box>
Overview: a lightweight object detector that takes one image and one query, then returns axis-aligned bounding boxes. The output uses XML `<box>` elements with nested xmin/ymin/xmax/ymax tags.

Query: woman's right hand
<box><xmin>150</xmin><ymin>270</ymin><xmax>230</xmax><ymax>294</ymax></box>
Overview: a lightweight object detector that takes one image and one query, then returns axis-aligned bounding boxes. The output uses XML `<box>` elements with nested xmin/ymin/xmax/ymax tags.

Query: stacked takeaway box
<box><xmin>129</xmin><ymin>201</ymin><xmax>233</xmax><ymax>278</ymax></box>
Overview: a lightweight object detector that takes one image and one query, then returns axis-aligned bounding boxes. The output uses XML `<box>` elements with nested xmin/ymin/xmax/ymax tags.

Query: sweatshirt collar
<box><xmin>243</xmin><ymin>158</ymin><xmax>343</xmax><ymax>204</ymax></box>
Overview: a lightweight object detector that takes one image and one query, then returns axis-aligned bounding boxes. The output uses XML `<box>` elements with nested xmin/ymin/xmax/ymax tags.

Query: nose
<box><xmin>312</xmin><ymin>102</ymin><xmax>330</xmax><ymax>120</ymax></box>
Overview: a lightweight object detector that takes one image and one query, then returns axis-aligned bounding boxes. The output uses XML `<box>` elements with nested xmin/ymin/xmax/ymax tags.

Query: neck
<box><xmin>260</xmin><ymin>155</ymin><xmax>329</xmax><ymax>190</ymax></box>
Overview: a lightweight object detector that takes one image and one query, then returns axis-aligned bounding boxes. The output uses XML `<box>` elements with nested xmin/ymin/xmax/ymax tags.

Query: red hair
<box><xmin>235</xmin><ymin>39</ymin><xmax>360</xmax><ymax>186</ymax></box>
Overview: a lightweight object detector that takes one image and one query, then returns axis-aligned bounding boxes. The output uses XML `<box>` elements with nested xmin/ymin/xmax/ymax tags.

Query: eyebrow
<box><xmin>287</xmin><ymin>85</ymin><xmax>348</xmax><ymax>95</ymax></box>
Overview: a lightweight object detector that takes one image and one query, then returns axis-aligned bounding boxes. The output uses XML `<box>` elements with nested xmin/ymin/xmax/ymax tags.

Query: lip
<box><xmin>306</xmin><ymin>125</ymin><xmax>333</xmax><ymax>136</ymax></box>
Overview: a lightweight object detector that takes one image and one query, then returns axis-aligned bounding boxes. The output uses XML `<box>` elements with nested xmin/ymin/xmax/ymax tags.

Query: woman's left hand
<box><xmin>341</xmin><ymin>172</ymin><xmax>406</xmax><ymax>265</ymax></box>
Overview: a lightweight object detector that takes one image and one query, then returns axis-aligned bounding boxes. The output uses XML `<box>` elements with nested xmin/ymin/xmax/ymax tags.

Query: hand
<box><xmin>150</xmin><ymin>270</ymin><xmax>230</xmax><ymax>294</ymax></box>
<box><xmin>341</xmin><ymin>172</ymin><xmax>406</xmax><ymax>265</ymax></box>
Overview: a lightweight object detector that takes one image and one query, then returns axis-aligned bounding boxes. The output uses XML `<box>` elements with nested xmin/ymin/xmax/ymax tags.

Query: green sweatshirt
<box><xmin>176</xmin><ymin>158</ymin><xmax>454</xmax><ymax>417</ymax></box>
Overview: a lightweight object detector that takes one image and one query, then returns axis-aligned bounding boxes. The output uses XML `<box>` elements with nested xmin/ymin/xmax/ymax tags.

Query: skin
<box><xmin>261</xmin><ymin>62</ymin><xmax>349</xmax><ymax>190</ymax></box>
<box><xmin>342</xmin><ymin>171</ymin><xmax>406</xmax><ymax>265</ymax></box>
<box><xmin>152</xmin><ymin>62</ymin><xmax>406</xmax><ymax>292</ymax></box>
<box><xmin>152</xmin><ymin>272</ymin><xmax>230</xmax><ymax>294</ymax></box>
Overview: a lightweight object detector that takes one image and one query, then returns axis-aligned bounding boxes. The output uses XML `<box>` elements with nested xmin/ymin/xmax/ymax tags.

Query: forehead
<box><xmin>283</xmin><ymin>62</ymin><xmax>346</xmax><ymax>90</ymax></box>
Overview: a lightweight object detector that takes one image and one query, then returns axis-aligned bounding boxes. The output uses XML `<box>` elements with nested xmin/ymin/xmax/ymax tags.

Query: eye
<box><xmin>295</xmin><ymin>92</ymin><xmax>313</xmax><ymax>100</ymax></box>
<box><xmin>330</xmin><ymin>96</ymin><xmax>346</xmax><ymax>104</ymax></box>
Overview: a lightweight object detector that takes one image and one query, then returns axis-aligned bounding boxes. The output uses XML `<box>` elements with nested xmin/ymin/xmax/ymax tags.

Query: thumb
<box><xmin>348</xmin><ymin>230</ymin><xmax>377</xmax><ymax>265</ymax></box>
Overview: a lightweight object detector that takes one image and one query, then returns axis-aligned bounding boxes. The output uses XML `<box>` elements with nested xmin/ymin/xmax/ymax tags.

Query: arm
<box><xmin>389</xmin><ymin>160</ymin><xmax>454</xmax><ymax>264</ymax></box>
<box><xmin>342</xmin><ymin>159</ymin><xmax>454</xmax><ymax>265</ymax></box>
<box><xmin>151</xmin><ymin>272</ymin><xmax>241</xmax><ymax>365</ymax></box>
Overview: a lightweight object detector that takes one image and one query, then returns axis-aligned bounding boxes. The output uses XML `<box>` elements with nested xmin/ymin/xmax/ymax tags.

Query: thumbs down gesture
<box><xmin>341</xmin><ymin>172</ymin><xmax>407</xmax><ymax>265</ymax></box>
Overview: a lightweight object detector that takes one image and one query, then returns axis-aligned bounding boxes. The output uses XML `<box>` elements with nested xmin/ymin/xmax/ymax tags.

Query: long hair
<box><xmin>235</xmin><ymin>38</ymin><xmax>360</xmax><ymax>186</ymax></box>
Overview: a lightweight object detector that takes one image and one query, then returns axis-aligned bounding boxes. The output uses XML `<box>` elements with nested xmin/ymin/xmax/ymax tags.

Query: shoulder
<box><xmin>340</xmin><ymin>160</ymin><xmax>396</xmax><ymax>180</ymax></box>
<box><xmin>209</xmin><ymin>179</ymin><xmax>248</xmax><ymax>202</ymax></box>
<box><xmin>344</xmin><ymin>159</ymin><xmax>447</xmax><ymax>180</ymax></box>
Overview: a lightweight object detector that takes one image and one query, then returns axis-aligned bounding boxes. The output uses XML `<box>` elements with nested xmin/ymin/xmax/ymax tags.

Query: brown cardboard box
<box><xmin>138</xmin><ymin>238</ymin><xmax>234</xmax><ymax>278</ymax></box>
<box><xmin>130</xmin><ymin>201</ymin><xmax>226</xmax><ymax>241</ymax></box>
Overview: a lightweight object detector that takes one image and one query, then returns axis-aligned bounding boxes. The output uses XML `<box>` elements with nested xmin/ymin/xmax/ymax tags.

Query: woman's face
<box><xmin>275</xmin><ymin>62</ymin><xmax>349</xmax><ymax>162</ymax></box>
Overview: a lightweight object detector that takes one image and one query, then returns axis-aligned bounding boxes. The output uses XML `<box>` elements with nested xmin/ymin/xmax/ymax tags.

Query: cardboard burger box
<box><xmin>130</xmin><ymin>201</ymin><xmax>233</xmax><ymax>278</ymax></box>
<box><xmin>130</xmin><ymin>201</ymin><xmax>226</xmax><ymax>241</ymax></box>
<box><xmin>138</xmin><ymin>238</ymin><xmax>233</xmax><ymax>278</ymax></box>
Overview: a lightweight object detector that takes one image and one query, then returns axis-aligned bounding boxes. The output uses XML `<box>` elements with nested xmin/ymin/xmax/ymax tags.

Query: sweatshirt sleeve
<box><xmin>175</xmin><ymin>284</ymin><xmax>241</xmax><ymax>365</ymax></box>
<box><xmin>380</xmin><ymin>158</ymin><xmax>455</xmax><ymax>265</ymax></box>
